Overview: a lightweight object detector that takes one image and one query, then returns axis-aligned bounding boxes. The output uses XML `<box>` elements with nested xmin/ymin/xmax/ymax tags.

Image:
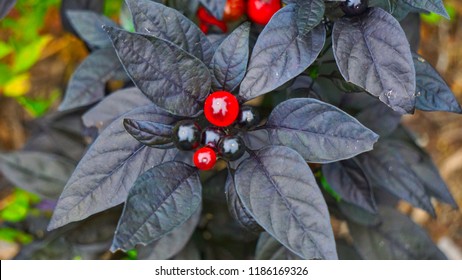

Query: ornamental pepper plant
<box><xmin>1</xmin><ymin>0</ymin><xmax>460</xmax><ymax>260</ymax></box>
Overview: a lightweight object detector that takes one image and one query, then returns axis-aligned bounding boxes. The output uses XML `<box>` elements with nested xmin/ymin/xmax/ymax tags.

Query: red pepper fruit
<box><xmin>193</xmin><ymin>147</ymin><xmax>217</xmax><ymax>170</ymax></box>
<box><xmin>247</xmin><ymin>0</ymin><xmax>281</xmax><ymax>25</ymax></box>
<box><xmin>204</xmin><ymin>91</ymin><xmax>240</xmax><ymax>127</ymax></box>
<box><xmin>197</xmin><ymin>6</ymin><xmax>228</xmax><ymax>33</ymax></box>
<box><xmin>223</xmin><ymin>0</ymin><xmax>246</xmax><ymax>22</ymax></box>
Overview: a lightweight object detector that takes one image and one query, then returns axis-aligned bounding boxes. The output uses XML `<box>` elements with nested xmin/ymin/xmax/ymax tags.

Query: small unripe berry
<box><xmin>201</xmin><ymin>127</ymin><xmax>225</xmax><ymax>149</ymax></box>
<box><xmin>172</xmin><ymin>120</ymin><xmax>201</xmax><ymax>151</ymax></box>
<box><xmin>340</xmin><ymin>0</ymin><xmax>368</xmax><ymax>17</ymax></box>
<box><xmin>237</xmin><ymin>105</ymin><xmax>260</xmax><ymax>128</ymax></box>
<box><xmin>218</xmin><ymin>135</ymin><xmax>245</xmax><ymax>161</ymax></box>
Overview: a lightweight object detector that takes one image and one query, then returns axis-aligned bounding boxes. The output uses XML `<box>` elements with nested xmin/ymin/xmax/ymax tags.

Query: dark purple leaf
<box><xmin>265</xmin><ymin>98</ymin><xmax>379</xmax><ymax>163</ymax></box>
<box><xmin>401</xmin><ymin>0</ymin><xmax>449</xmax><ymax>18</ymax></box>
<box><xmin>127</xmin><ymin>0</ymin><xmax>213</xmax><ymax>63</ymax></box>
<box><xmin>104</xmin><ymin>27</ymin><xmax>211</xmax><ymax>117</ymax></box>
<box><xmin>323</xmin><ymin>159</ymin><xmax>377</xmax><ymax>213</ymax></box>
<box><xmin>356</xmin><ymin>140</ymin><xmax>436</xmax><ymax>216</ymax></box>
<box><xmin>48</xmin><ymin>105</ymin><xmax>178</xmax><ymax>230</ymax></box>
<box><xmin>349</xmin><ymin>207</ymin><xmax>446</xmax><ymax>259</ymax></box>
<box><xmin>123</xmin><ymin>118</ymin><xmax>174</xmax><ymax>148</ymax></box>
<box><xmin>59</xmin><ymin>48</ymin><xmax>126</xmax><ymax>111</ymax></box>
<box><xmin>67</xmin><ymin>10</ymin><xmax>117</xmax><ymax>49</ymax></box>
<box><xmin>333</xmin><ymin>8</ymin><xmax>416</xmax><ymax>114</ymax></box>
<box><xmin>239</xmin><ymin>4</ymin><xmax>326</xmax><ymax>101</ymax></box>
<box><xmin>0</xmin><ymin>0</ymin><xmax>16</xmax><ymax>19</ymax></box>
<box><xmin>0</xmin><ymin>152</ymin><xmax>75</xmax><ymax>200</ymax></box>
<box><xmin>412</xmin><ymin>52</ymin><xmax>462</xmax><ymax>113</ymax></box>
<box><xmin>111</xmin><ymin>161</ymin><xmax>201</xmax><ymax>251</ymax></box>
<box><xmin>235</xmin><ymin>145</ymin><xmax>337</xmax><ymax>259</ymax></box>
<box><xmin>82</xmin><ymin>87</ymin><xmax>151</xmax><ymax>132</ymax></box>
<box><xmin>225</xmin><ymin>169</ymin><xmax>262</xmax><ymax>233</ymax></box>
<box><xmin>137</xmin><ymin>204</ymin><xmax>201</xmax><ymax>260</ymax></box>
<box><xmin>211</xmin><ymin>22</ymin><xmax>250</xmax><ymax>92</ymax></box>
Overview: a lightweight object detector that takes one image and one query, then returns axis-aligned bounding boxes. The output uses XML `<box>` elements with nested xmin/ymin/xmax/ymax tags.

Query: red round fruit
<box><xmin>204</xmin><ymin>91</ymin><xmax>240</xmax><ymax>127</ymax></box>
<box><xmin>247</xmin><ymin>0</ymin><xmax>281</xmax><ymax>25</ymax></box>
<box><xmin>193</xmin><ymin>147</ymin><xmax>217</xmax><ymax>170</ymax></box>
<box><xmin>224</xmin><ymin>0</ymin><xmax>246</xmax><ymax>22</ymax></box>
<box><xmin>197</xmin><ymin>6</ymin><xmax>228</xmax><ymax>33</ymax></box>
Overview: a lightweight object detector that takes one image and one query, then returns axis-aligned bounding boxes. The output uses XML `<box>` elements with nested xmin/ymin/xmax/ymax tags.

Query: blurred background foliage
<box><xmin>0</xmin><ymin>0</ymin><xmax>462</xmax><ymax>259</ymax></box>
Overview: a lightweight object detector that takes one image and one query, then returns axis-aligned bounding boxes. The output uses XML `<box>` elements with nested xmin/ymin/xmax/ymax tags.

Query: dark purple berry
<box><xmin>237</xmin><ymin>106</ymin><xmax>260</xmax><ymax>128</ymax></box>
<box><xmin>201</xmin><ymin>127</ymin><xmax>225</xmax><ymax>149</ymax></box>
<box><xmin>172</xmin><ymin>120</ymin><xmax>201</xmax><ymax>151</ymax></box>
<box><xmin>340</xmin><ymin>0</ymin><xmax>368</xmax><ymax>17</ymax></box>
<box><xmin>218</xmin><ymin>135</ymin><xmax>245</xmax><ymax>161</ymax></box>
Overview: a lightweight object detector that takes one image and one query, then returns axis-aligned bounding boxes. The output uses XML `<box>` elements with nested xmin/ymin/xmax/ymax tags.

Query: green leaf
<box><xmin>12</xmin><ymin>36</ymin><xmax>51</xmax><ymax>73</ymax></box>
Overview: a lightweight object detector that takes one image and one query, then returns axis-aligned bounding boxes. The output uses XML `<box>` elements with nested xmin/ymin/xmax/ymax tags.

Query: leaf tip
<box><xmin>109</xmin><ymin>243</ymin><xmax>122</xmax><ymax>253</ymax></box>
<box><xmin>122</xmin><ymin>118</ymin><xmax>134</xmax><ymax>129</ymax></box>
<box><xmin>101</xmin><ymin>25</ymin><xmax>115</xmax><ymax>34</ymax></box>
<box><xmin>46</xmin><ymin>218</ymin><xmax>61</xmax><ymax>232</ymax></box>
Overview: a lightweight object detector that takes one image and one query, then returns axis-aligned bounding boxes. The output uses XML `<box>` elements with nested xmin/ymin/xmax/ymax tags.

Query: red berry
<box><xmin>197</xmin><ymin>7</ymin><xmax>228</xmax><ymax>33</ymax></box>
<box><xmin>204</xmin><ymin>91</ymin><xmax>240</xmax><ymax>127</ymax></box>
<box><xmin>247</xmin><ymin>0</ymin><xmax>281</xmax><ymax>25</ymax></box>
<box><xmin>193</xmin><ymin>147</ymin><xmax>217</xmax><ymax>170</ymax></box>
<box><xmin>223</xmin><ymin>0</ymin><xmax>246</xmax><ymax>22</ymax></box>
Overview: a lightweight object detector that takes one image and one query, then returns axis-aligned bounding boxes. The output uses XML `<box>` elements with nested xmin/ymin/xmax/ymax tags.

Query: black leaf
<box><xmin>323</xmin><ymin>159</ymin><xmax>377</xmax><ymax>213</ymax></box>
<box><xmin>296</xmin><ymin>0</ymin><xmax>325</xmax><ymax>35</ymax></box>
<box><xmin>104</xmin><ymin>27</ymin><xmax>211</xmax><ymax>117</ymax></box>
<box><xmin>265</xmin><ymin>98</ymin><xmax>378</xmax><ymax>163</ymax></box>
<box><xmin>137</xmin><ymin>205</ymin><xmax>201</xmax><ymax>260</ymax></box>
<box><xmin>333</xmin><ymin>8</ymin><xmax>416</xmax><ymax>114</ymax></box>
<box><xmin>211</xmin><ymin>22</ymin><xmax>250</xmax><ymax>92</ymax></box>
<box><xmin>82</xmin><ymin>87</ymin><xmax>151</xmax><ymax>132</ymax></box>
<box><xmin>123</xmin><ymin>119</ymin><xmax>174</xmax><ymax>148</ymax></box>
<box><xmin>386</xmin><ymin>129</ymin><xmax>457</xmax><ymax>208</ymax></box>
<box><xmin>59</xmin><ymin>48</ymin><xmax>126</xmax><ymax>111</ymax></box>
<box><xmin>225</xmin><ymin>169</ymin><xmax>262</xmax><ymax>233</ymax></box>
<box><xmin>412</xmin><ymin>52</ymin><xmax>462</xmax><ymax>113</ymax></box>
<box><xmin>111</xmin><ymin>161</ymin><xmax>201</xmax><ymax>251</ymax></box>
<box><xmin>0</xmin><ymin>0</ymin><xmax>16</xmax><ymax>19</ymax></box>
<box><xmin>48</xmin><ymin>105</ymin><xmax>178</xmax><ymax>230</ymax></box>
<box><xmin>235</xmin><ymin>145</ymin><xmax>337</xmax><ymax>259</ymax></box>
<box><xmin>66</xmin><ymin>10</ymin><xmax>117</xmax><ymax>49</ymax></box>
<box><xmin>349</xmin><ymin>207</ymin><xmax>447</xmax><ymax>259</ymax></box>
<box><xmin>239</xmin><ymin>4</ymin><xmax>326</xmax><ymax>101</ymax></box>
<box><xmin>401</xmin><ymin>0</ymin><xmax>449</xmax><ymax>19</ymax></box>
<box><xmin>356</xmin><ymin>140</ymin><xmax>436</xmax><ymax>216</ymax></box>
<box><xmin>127</xmin><ymin>0</ymin><xmax>213</xmax><ymax>63</ymax></box>
<box><xmin>0</xmin><ymin>152</ymin><xmax>75</xmax><ymax>200</ymax></box>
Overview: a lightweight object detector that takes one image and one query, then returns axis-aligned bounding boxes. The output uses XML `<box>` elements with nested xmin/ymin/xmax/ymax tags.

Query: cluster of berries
<box><xmin>197</xmin><ymin>0</ymin><xmax>282</xmax><ymax>33</ymax></box>
<box><xmin>172</xmin><ymin>91</ymin><xmax>259</xmax><ymax>170</ymax></box>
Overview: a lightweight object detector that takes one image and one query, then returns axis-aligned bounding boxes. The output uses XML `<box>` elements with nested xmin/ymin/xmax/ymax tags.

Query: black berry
<box><xmin>237</xmin><ymin>106</ymin><xmax>260</xmax><ymax>128</ymax></box>
<box><xmin>218</xmin><ymin>135</ymin><xmax>245</xmax><ymax>161</ymax></box>
<box><xmin>201</xmin><ymin>127</ymin><xmax>225</xmax><ymax>149</ymax></box>
<box><xmin>340</xmin><ymin>0</ymin><xmax>368</xmax><ymax>17</ymax></box>
<box><xmin>172</xmin><ymin>120</ymin><xmax>201</xmax><ymax>151</ymax></box>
